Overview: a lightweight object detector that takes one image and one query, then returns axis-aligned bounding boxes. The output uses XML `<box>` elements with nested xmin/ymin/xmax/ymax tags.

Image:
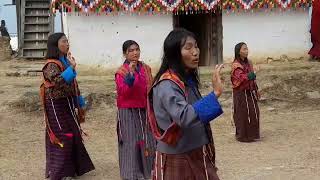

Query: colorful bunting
<box><xmin>157</xmin><ymin>0</ymin><xmax>184</xmax><ymax>11</ymax></box>
<box><xmin>116</xmin><ymin>0</ymin><xmax>143</xmax><ymax>11</ymax></box>
<box><xmin>50</xmin><ymin>0</ymin><xmax>312</xmax><ymax>14</ymax></box>
<box><xmin>276</xmin><ymin>0</ymin><xmax>291</xmax><ymax>8</ymax></box>
<box><xmin>198</xmin><ymin>0</ymin><xmax>222</xmax><ymax>10</ymax></box>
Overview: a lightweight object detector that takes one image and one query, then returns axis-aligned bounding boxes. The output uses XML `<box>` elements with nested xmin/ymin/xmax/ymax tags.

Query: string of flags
<box><xmin>50</xmin><ymin>0</ymin><xmax>312</xmax><ymax>15</ymax></box>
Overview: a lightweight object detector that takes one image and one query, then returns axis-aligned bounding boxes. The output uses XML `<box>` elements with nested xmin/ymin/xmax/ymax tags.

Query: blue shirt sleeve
<box><xmin>78</xmin><ymin>96</ymin><xmax>86</xmax><ymax>108</ymax></box>
<box><xmin>73</xmin><ymin>96</ymin><xmax>86</xmax><ymax>108</ymax></box>
<box><xmin>192</xmin><ymin>92</ymin><xmax>223</xmax><ymax>124</ymax></box>
<box><xmin>61</xmin><ymin>66</ymin><xmax>77</xmax><ymax>84</ymax></box>
<box><xmin>124</xmin><ymin>73</ymin><xmax>135</xmax><ymax>87</ymax></box>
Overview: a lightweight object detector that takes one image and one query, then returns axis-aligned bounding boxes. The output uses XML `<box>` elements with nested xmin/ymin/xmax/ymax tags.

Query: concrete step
<box><xmin>24</xmin><ymin>38</ymin><xmax>48</xmax><ymax>42</ymax></box>
<box><xmin>25</xmin><ymin>6</ymin><xmax>49</xmax><ymax>9</ymax></box>
<box><xmin>23</xmin><ymin>46</ymin><xmax>47</xmax><ymax>50</ymax></box>
<box><xmin>24</xmin><ymin>21</ymin><xmax>50</xmax><ymax>25</ymax></box>
<box><xmin>24</xmin><ymin>30</ymin><xmax>50</xmax><ymax>33</ymax></box>
<box><xmin>25</xmin><ymin>14</ymin><xmax>50</xmax><ymax>17</ymax></box>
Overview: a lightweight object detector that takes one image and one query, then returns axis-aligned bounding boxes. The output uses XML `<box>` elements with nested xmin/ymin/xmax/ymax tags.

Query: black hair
<box><xmin>122</xmin><ymin>40</ymin><xmax>139</xmax><ymax>54</ymax></box>
<box><xmin>1</xmin><ymin>20</ymin><xmax>5</xmax><ymax>26</ymax></box>
<box><xmin>234</xmin><ymin>42</ymin><xmax>247</xmax><ymax>60</ymax></box>
<box><xmin>46</xmin><ymin>33</ymin><xmax>66</xmax><ymax>59</ymax></box>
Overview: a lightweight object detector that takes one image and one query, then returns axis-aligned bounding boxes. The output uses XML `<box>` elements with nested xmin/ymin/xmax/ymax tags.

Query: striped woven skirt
<box><xmin>45</xmin><ymin>97</ymin><xmax>95</xmax><ymax>180</ymax></box>
<box><xmin>153</xmin><ymin>145</ymin><xmax>220</xmax><ymax>180</ymax></box>
<box><xmin>117</xmin><ymin>108</ymin><xmax>156</xmax><ymax>180</ymax></box>
<box><xmin>233</xmin><ymin>90</ymin><xmax>260</xmax><ymax>142</ymax></box>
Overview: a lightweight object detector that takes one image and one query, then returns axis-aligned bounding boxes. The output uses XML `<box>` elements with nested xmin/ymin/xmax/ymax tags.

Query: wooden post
<box><xmin>216</xmin><ymin>8</ymin><xmax>223</xmax><ymax>64</ymax></box>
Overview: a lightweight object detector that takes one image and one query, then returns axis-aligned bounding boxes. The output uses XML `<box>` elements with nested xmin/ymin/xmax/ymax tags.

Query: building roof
<box><xmin>50</xmin><ymin>0</ymin><xmax>312</xmax><ymax>14</ymax></box>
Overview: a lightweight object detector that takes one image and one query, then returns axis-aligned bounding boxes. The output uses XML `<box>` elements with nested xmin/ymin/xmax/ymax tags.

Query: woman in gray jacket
<box><xmin>148</xmin><ymin>28</ymin><xmax>224</xmax><ymax>180</ymax></box>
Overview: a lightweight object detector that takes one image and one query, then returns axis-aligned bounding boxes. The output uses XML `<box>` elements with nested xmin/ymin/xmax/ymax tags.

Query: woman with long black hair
<box><xmin>41</xmin><ymin>33</ymin><xmax>94</xmax><ymax>180</ymax></box>
<box><xmin>148</xmin><ymin>28</ymin><xmax>224</xmax><ymax>180</ymax></box>
<box><xmin>231</xmin><ymin>42</ymin><xmax>260</xmax><ymax>143</ymax></box>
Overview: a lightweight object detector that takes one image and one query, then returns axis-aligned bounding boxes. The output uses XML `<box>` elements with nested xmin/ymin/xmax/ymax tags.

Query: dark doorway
<box><xmin>173</xmin><ymin>11</ymin><xmax>223</xmax><ymax>66</ymax></box>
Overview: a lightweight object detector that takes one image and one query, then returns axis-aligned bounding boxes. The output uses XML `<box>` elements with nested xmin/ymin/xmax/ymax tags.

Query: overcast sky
<box><xmin>0</xmin><ymin>0</ymin><xmax>17</xmax><ymax>34</ymax></box>
<box><xmin>0</xmin><ymin>0</ymin><xmax>61</xmax><ymax>35</ymax></box>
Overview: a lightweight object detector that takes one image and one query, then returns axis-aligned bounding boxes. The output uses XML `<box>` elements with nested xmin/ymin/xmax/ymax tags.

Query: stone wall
<box><xmin>0</xmin><ymin>37</ymin><xmax>12</xmax><ymax>61</ymax></box>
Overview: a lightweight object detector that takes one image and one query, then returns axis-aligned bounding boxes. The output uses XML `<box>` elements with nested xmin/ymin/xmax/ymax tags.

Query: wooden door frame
<box><xmin>172</xmin><ymin>12</ymin><xmax>223</xmax><ymax>66</ymax></box>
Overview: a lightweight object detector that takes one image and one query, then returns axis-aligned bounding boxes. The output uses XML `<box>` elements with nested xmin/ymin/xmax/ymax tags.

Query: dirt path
<box><xmin>0</xmin><ymin>60</ymin><xmax>319</xmax><ymax>180</ymax></box>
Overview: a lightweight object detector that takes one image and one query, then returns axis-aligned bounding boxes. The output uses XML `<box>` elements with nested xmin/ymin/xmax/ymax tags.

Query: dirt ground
<box><xmin>0</xmin><ymin>59</ymin><xmax>319</xmax><ymax>180</ymax></box>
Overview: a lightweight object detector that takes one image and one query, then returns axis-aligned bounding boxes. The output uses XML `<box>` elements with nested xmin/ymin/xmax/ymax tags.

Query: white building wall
<box><xmin>223</xmin><ymin>10</ymin><xmax>311</xmax><ymax>63</ymax></box>
<box><xmin>63</xmin><ymin>13</ymin><xmax>172</xmax><ymax>68</ymax></box>
<box><xmin>63</xmin><ymin>10</ymin><xmax>312</xmax><ymax>66</ymax></box>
